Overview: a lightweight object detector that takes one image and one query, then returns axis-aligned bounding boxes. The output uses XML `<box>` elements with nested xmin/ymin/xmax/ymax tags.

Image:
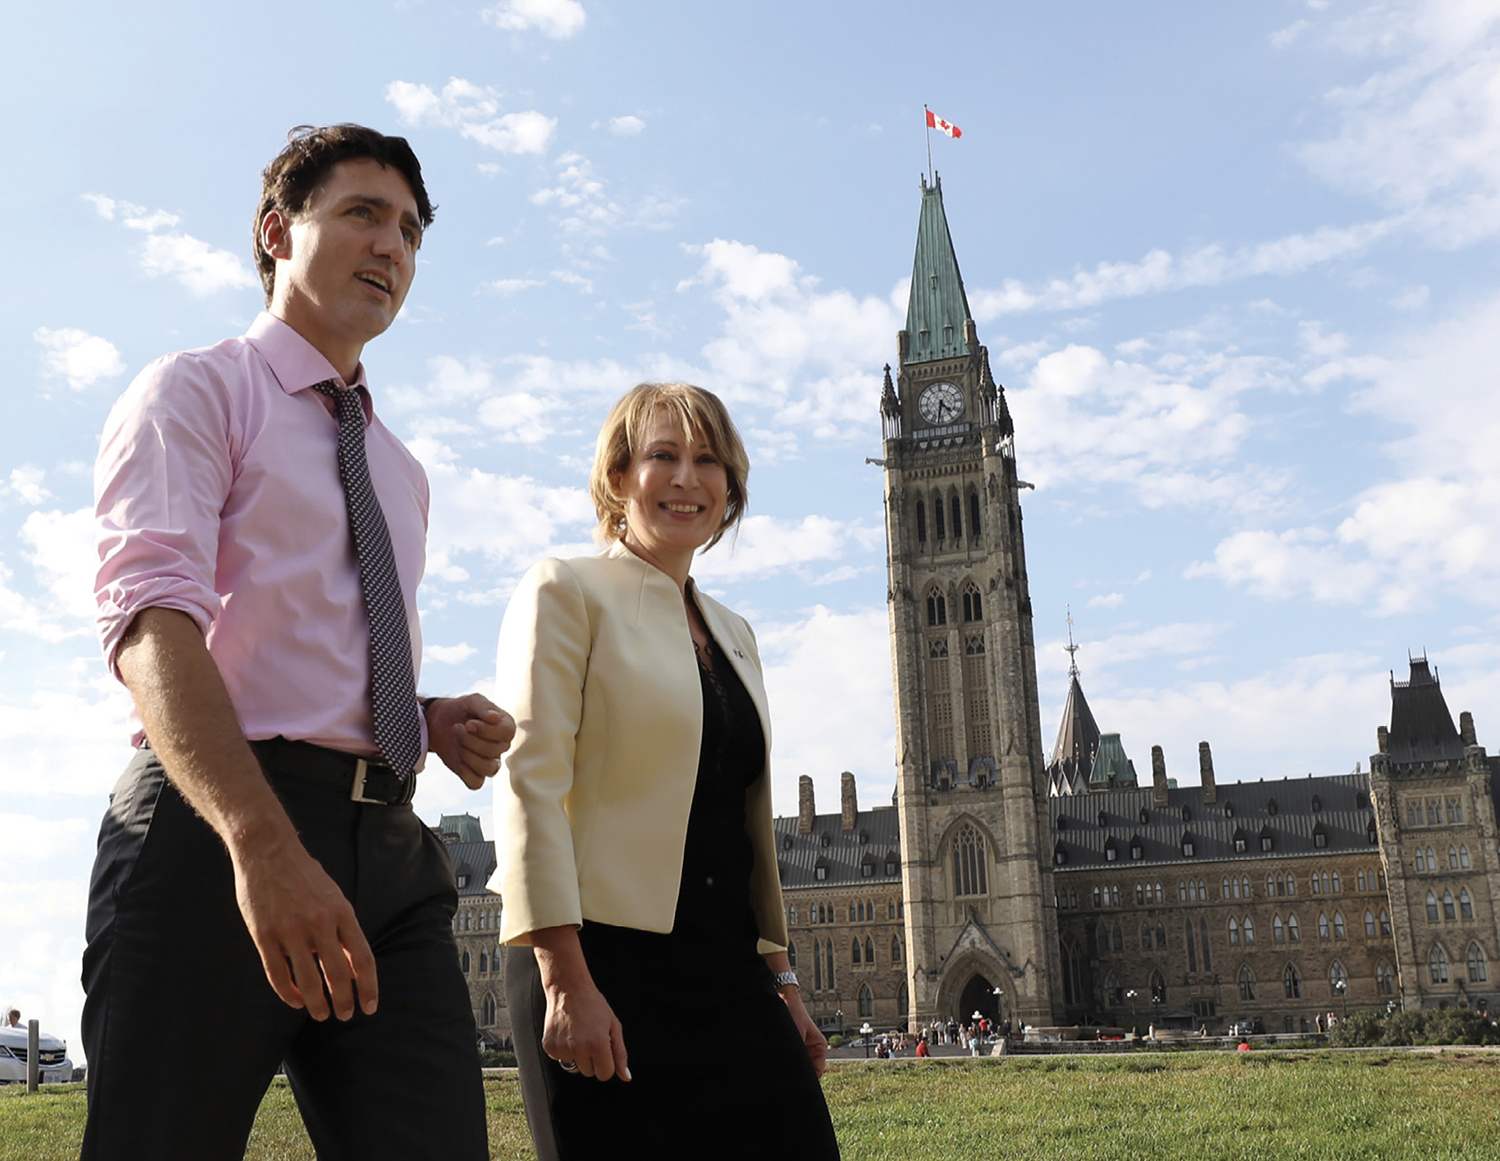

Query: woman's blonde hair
<box><xmin>590</xmin><ymin>382</ymin><xmax>749</xmax><ymax>549</ymax></box>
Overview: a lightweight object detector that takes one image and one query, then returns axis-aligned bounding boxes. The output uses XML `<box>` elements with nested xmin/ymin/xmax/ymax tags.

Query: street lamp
<box><xmin>835</xmin><ymin>1009</ymin><xmax>844</xmax><ymax>1040</ymax></box>
<box><xmin>1333</xmin><ymin>978</ymin><xmax>1347</xmax><ymax>1021</ymax></box>
<box><xmin>860</xmin><ymin>1021</ymin><xmax>874</xmax><ymax>1058</ymax></box>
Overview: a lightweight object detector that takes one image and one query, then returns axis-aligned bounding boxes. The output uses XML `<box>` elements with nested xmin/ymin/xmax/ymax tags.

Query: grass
<box><xmin>4</xmin><ymin>1051</ymin><xmax>1499</xmax><ymax>1159</ymax></box>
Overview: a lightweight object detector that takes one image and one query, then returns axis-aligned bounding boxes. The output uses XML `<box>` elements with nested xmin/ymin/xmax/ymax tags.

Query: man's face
<box><xmin>266</xmin><ymin>157</ymin><xmax>422</xmax><ymax>362</ymax></box>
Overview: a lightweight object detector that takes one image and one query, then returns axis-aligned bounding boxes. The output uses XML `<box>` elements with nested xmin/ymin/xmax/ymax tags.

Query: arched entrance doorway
<box><xmin>958</xmin><ymin>973</ymin><xmax>1000</xmax><ymax>1023</ymax></box>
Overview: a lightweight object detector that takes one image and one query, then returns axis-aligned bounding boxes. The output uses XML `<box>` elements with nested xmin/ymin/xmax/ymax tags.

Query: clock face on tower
<box><xmin>918</xmin><ymin>381</ymin><xmax>964</xmax><ymax>425</ymax></box>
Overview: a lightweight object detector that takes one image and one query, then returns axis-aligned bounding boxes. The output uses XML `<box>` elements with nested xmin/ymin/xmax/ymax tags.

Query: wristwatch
<box><xmin>772</xmin><ymin>971</ymin><xmax>799</xmax><ymax>991</ymax></box>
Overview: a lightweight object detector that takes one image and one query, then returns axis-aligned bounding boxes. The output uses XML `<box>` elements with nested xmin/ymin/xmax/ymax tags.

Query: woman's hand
<box><xmin>531</xmin><ymin>926</ymin><xmax>631</xmax><ymax>1082</ymax></box>
<box><xmin>781</xmin><ymin>987</ymin><xmax>829</xmax><ymax>1078</ymax></box>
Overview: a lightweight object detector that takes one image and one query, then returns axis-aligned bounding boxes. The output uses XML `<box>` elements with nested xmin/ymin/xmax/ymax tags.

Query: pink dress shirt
<box><xmin>94</xmin><ymin>312</ymin><xmax>430</xmax><ymax>760</ymax></box>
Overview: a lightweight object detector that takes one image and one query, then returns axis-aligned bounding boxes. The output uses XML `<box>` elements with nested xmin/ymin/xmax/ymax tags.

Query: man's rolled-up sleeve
<box><xmin>94</xmin><ymin>354</ymin><xmax>233</xmax><ymax>678</ymax></box>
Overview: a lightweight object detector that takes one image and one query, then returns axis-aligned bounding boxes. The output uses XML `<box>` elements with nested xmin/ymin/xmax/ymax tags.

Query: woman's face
<box><xmin>614</xmin><ymin>409</ymin><xmax>728</xmax><ymax>569</ymax></box>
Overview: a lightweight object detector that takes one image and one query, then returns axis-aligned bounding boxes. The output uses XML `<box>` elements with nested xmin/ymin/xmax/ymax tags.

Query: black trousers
<box><xmin>80</xmin><ymin>745</ymin><xmax>488</xmax><ymax>1160</ymax></box>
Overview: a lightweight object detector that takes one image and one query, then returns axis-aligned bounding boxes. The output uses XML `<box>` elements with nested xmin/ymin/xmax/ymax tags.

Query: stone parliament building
<box><xmin>469</xmin><ymin>176</ymin><xmax>1500</xmax><ymax>1041</ymax></box>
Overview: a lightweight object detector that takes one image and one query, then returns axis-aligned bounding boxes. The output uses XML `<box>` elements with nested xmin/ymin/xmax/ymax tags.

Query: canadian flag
<box><xmin>926</xmin><ymin>109</ymin><xmax>962</xmax><ymax>139</ymax></box>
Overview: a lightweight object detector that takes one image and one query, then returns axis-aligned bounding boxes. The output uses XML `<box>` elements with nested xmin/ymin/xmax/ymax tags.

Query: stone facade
<box><xmin>437</xmin><ymin>813</ymin><xmax>509</xmax><ymax>1042</ymax></box>
<box><xmin>777</xmin><ymin>774</ymin><xmax>909</xmax><ymax>1033</ymax></box>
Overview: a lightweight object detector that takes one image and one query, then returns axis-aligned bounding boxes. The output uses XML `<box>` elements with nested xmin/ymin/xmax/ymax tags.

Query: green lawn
<box><xmin>4</xmin><ymin>1051</ymin><xmax>1498</xmax><ymax>1159</ymax></box>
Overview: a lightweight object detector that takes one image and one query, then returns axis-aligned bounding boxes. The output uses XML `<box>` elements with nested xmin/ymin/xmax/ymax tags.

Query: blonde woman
<box><xmin>495</xmin><ymin>383</ymin><xmax>839</xmax><ymax>1159</ymax></box>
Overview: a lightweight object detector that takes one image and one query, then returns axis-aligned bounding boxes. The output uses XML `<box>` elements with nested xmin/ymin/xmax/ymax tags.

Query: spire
<box><xmin>905</xmin><ymin>174</ymin><xmax>972</xmax><ymax>365</ymax></box>
<box><xmin>1047</xmin><ymin>610</ymin><xmax>1102</xmax><ymax>795</ymax></box>
<box><xmin>980</xmin><ymin>347</ymin><xmax>1013</xmax><ymax>437</ymax></box>
<box><xmin>880</xmin><ymin>363</ymin><xmax>899</xmax><ymax>416</ymax></box>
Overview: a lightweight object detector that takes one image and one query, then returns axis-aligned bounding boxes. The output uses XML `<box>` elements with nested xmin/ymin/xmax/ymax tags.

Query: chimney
<box><xmin>841</xmin><ymin>772</ymin><xmax>858</xmax><ymax>832</ymax></box>
<box><xmin>798</xmin><ymin>775</ymin><xmax>816</xmax><ymax>834</ymax></box>
<box><xmin>1461</xmin><ymin>711</ymin><xmax>1477</xmax><ymax>747</ymax></box>
<box><xmin>1199</xmin><ymin>741</ymin><xmax>1217</xmax><ymax>804</ymax></box>
<box><xmin>1151</xmin><ymin>745</ymin><xmax>1169</xmax><ymax>806</ymax></box>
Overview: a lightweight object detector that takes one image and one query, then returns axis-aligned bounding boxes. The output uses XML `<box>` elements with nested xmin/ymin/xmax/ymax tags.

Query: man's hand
<box><xmin>231</xmin><ymin>832</ymin><xmax>379</xmax><ymax>1021</ymax></box>
<box><xmin>425</xmin><ymin>694</ymin><xmax>515</xmax><ymax>789</ymax></box>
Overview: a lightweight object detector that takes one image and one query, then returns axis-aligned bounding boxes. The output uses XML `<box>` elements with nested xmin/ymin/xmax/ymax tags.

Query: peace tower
<box><xmin>878</xmin><ymin>175</ymin><xmax>1060</xmax><ymax>1028</ymax></box>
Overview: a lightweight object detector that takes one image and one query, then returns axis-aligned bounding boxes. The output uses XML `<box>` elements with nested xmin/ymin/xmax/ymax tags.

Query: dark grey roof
<box><xmin>1389</xmin><ymin>657</ymin><xmax>1465</xmax><ymax>764</ymax></box>
<box><xmin>447</xmin><ymin>840</ymin><xmax>498</xmax><ymax>897</ymax></box>
<box><xmin>1049</xmin><ymin>773</ymin><xmax>1376</xmax><ymax>871</ymax></box>
<box><xmin>1048</xmin><ymin>672</ymin><xmax>1101</xmax><ymax>795</ymax></box>
<box><xmin>774</xmin><ymin>806</ymin><xmax>902</xmax><ymax>890</ymax></box>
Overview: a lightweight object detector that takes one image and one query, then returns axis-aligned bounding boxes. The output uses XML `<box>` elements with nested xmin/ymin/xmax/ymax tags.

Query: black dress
<box><xmin>507</xmin><ymin>633</ymin><xmax>840</xmax><ymax>1160</ymax></box>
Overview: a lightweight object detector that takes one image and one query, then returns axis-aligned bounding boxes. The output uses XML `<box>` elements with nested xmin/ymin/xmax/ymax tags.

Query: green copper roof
<box><xmin>904</xmin><ymin>174</ymin><xmax>972</xmax><ymax>365</ymax></box>
<box><xmin>1089</xmin><ymin>732</ymin><xmax>1138</xmax><ymax>788</ymax></box>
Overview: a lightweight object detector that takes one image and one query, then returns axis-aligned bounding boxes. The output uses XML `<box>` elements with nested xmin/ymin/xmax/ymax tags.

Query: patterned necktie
<box><xmin>312</xmin><ymin>379</ymin><xmax>422</xmax><ymax>780</ymax></box>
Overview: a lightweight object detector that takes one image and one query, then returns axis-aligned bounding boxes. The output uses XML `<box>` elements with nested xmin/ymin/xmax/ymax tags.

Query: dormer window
<box><xmin>814</xmin><ymin>860</ymin><xmax>829</xmax><ymax>881</ymax></box>
<box><xmin>1105</xmin><ymin>839</ymin><xmax>1119</xmax><ymax>863</ymax></box>
<box><xmin>1224</xmin><ymin>802</ymin><xmax>1235</xmax><ymax>819</ymax></box>
<box><xmin>1181</xmin><ymin>834</ymin><xmax>1195</xmax><ymax>858</ymax></box>
<box><xmin>1260</xmin><ymin>827</ymin><xmax>1274</xmax><ymax>853</ymax></box>
<box><xmin>1181</xmin><ymin>805</ymin><xmax>1192</xmax><ymax>822</ymax></box>
<box><xmin>1267</xmin><ymin>798</ymin><xmax>1279</xmax><ymax>816</ymax></box>
<box><xmin>1054</xmin><ymin>843</ymin><xmax>1068</xmax><ymax>866</ymax></box>
<box><xmin>1130</xmin><ymin>836</ymin><xmax>1143</xmax><ymax>861</ymax></box>
<box><xmin>1233</xmin><ymin>828</ymin><xmax>1248</xmax><ymax>854</ymax></box>
<box><xmin>820</xmin><ymin>833</ymin><xmax>832</xmax><ymax>847</ymax></box>
<box><xmin>1311</xmin><ymin>796</ymin><xmax>1323</xmax><ymax>813</ymax></box>
<box><xmin>1098</xmin><ymin>811</ymin><xmax>1109</xmax><ymax>828</ymax></box>
<box><xmin>782</xmin><ymin>834</ymin><xmax>794</xmax><ymax>850</ymax></box>
<box><xmin>1139</xmin><ymin>808</ymin><xmax>1149</xmax><ymax>825</ymax></box>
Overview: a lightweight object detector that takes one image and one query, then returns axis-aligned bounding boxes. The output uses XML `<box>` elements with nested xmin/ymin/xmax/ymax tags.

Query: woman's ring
<box><xmin>559</xmin><ymin>1060</ymin><xmax>580</xmax><ymax>1073</ymax></box>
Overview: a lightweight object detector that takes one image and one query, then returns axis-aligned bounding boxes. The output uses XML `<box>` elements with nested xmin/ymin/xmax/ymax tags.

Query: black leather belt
<box><xmin>250</xmin><ymin>737</ymin><xmax>416</xmax><ymax>805</ymax></box>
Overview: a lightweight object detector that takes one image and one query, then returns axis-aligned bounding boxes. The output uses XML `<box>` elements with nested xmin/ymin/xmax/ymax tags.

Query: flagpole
<box><xmin>923</xmin><ymin>104</ymin><xmax>933</xmax><ymax>184</ymax></box>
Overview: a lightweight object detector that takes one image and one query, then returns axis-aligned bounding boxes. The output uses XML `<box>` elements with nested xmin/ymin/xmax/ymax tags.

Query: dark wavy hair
<box><xmin>253</xmin><ymin>124</ymin><xmax>435</xmax><ymax>304</ymax></box>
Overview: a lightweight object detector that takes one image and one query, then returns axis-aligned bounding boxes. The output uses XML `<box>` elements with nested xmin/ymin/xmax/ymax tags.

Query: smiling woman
<box><xmin>494</xmin><ymin>383</ymin><xmax>839</xmax><ymax>1160</ymax></box>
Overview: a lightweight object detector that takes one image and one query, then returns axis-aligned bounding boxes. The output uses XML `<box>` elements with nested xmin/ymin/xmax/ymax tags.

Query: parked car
<box><xmin>0</xmin><ymin>1025</ymin><xmax>73</xmax><ymax>1085</ymax></box>
<box><xmin>1228</xmin><ymin>1020</ymin><xmax>1255</xmax><ymax>1037</ymax></box>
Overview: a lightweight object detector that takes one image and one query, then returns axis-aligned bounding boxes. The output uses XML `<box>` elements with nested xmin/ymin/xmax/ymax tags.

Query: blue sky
<box><xmin>5</xmin><ymin>0</ymin><xmax>1500</xmax><ymax>1060</ymax></box>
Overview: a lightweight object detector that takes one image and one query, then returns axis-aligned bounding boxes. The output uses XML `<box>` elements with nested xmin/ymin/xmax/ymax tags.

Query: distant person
<box><xmin>5</xmin><ymin>1010</ymin><xmax>19</xmax><ymax>1028</ymax></box>
<box><xmin>915</xmin><ymin>1036</ymin><xmax>930</xmax><ymax>1059</ymax></box>
<box><xmin>84</xmin><ymin>124</ymin><xmax>514</xmax><ymax>1160</ymax></box>
<box><xmin>495</xmin><ymin>382</ymin><xmax>839</xmax><ymax>1159</ymax></box>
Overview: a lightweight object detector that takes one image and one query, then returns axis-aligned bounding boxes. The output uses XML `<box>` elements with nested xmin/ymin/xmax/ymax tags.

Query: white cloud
<box><xmin>139</xmin><ymin>233</ymin><xmax>256</xmax><ymax>295</ymax></box>
<box><xmin>1293</xmin><ymin>1</ymin><xmax>1500</xmax><ymax>245</ymax></box>
<box><xmin>482</xmin><ymin>0</ymin><xmax>586</xmax><ymax>38</ymax></box>
<box><xmin>967</xmin><ymin>218</ymin><xmax>1398</xmax><ymax>317</ymax></box>
<box><xmin>1007</xmin><ymin>342</ymin><xmax>1292</xmax><ymax>515</ymax></box>
<box><xmin>17</xmin><ymin>507</ymin><xmax>98</xmax><ymax>637</ymax></box>
<box><xmin>33</xmin><ymin>328</ymin><xmax>124</xmax><ymax>391</ymax></box>
<box><xmin>757</xmin><ymin>606</ymin><xmax>896</xmax><ymax>815</ymax></box>
<box><xmin>385</xmin><ymin>79</ymin><xmax>556</xmax><ymax>155</ymax></box>
<box><xmin>685</xmin><ymin>239</ymin><xmax>902</xmax><ymax>439</ymax></box>
<box><xmin>85</xmin><ymin>194</ymin><xmax>255</xmax><ymax>296</ymax></box>
<box><xmin>692</xmin><ymin>515</ymin><xmax>884</xmax><ymax>584</ymax></box>
<box><xmin>551</xmin><ymin>269</ymin><xmax>594</xmax><ymax>293</ymax></box>
<box><xmin>481</xmin><ymin>278</ymin><xmax>544</xmax><ymax>295</ymax></box>
<box><xmin>424</xmin><ymin>643</ymin><xmax>477</xmax><ymax>665</ymax></box>
<box><xmin>609</xmin><ymin>115</ymin><xmax>645</xmax><ymax>136</ymax></box>
<box><xmin>1087</xmin><ymin>592</ymin><xmax>1124</xmax><ymax>609</ymax></box>
<box><xmin>1189</xmin><ymin>292</ymin><xmax>1500</xmax><ymax>614</ymax></box>
<box><xmin>3</xmin><ymin>467</ymin><xmax>49</xmax><ymax>506</ymax></box>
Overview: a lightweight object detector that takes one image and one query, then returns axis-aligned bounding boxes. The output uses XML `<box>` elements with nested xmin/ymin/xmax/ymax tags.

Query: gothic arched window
<box><xmin>482</xmin><ymin>993</ymin><xmax>497</xmax><ymax>1025</ymax></box>
<box><xmin>933</xmin><ymin>491</ymin><xmax>946</xmax><ymax>540</ymax></box>
<box><xmin>1430</xmin><ymin>945</ymin><xmax>1448</xmax><ymax>985</ymax></box>
<box><xmin>1284</xmin><ymin>964</ymin><xmax>1301</xmax><ymax>999</ymax></box>
<box><xmin>1376</xmin><ymin>959</ymin><xmax>1395</xmax><ymax>995</ymax></box>
<box><xmin>952</xmin><ymin>823</ymin><xmax>988</xmax><ymax>897</ymax></box>
<box><xmin>851</xmin><ymin>938</ymin><xmax>862</xmax><ymax>964</ymax></box>
<box><xmin>892</xmin><ymin>936</ymin><xmax>902</xmax><ymax>963</ymax></box>
<box><xmin>962</xmin><ymin>584</ymin><xmax>983</xmax><ymax>622</ymax></box>
<box><xmin>1239</xmin><ymin>965</ymin><xmax>1256</xmax><ymax>1001</ymax></box>
<box><xmin>1468</xmin><ymin>943</ymin><xmax>1488</xmax><ymax>983</ymax></box>
<box><xmin>866</xmin><ymin>937</ymin><xmax>876</xmax><ymax>965</ymax></box>
<box><xmin>950</xmin><ymin>495</ymin><xmax>963</xmax><ymax>540</ymax></box>
<box><xmin>969</xmin><ymin>490</ymin><xmax>981</xmax><ymax>538</ymax></box>
<box><xmin>926</xmin><ymin>590</ymin><xmax>947</xmax><ymax>627</ymax></box>
<box><xmin>858</xmin><ymin>984</ymin><xmax>874</xmax><ymax>1017</ymax></box>
<box><xmin>915</xmin><ymin>498</ymin><xmax>927</xmax><ymax>544</ymax></box>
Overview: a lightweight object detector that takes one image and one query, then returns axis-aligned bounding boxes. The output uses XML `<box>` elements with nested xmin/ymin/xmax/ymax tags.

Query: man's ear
<box><xmin>260</xmin><ymin>209</ymin><xmax>293</xmax><ymax>261</ymax></box>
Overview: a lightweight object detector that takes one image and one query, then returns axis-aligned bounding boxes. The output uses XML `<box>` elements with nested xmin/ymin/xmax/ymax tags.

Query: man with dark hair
<box><xmin>83</xmin><ymin>125</ymin><xmax>510</xmax><ymax>1159</ymax></box>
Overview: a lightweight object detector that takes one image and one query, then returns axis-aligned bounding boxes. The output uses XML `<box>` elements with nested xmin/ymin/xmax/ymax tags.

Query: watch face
<box><xmin>918</xmin><ymin>382</ymin><xmax>964</xmax><ymax>424</ymax></box>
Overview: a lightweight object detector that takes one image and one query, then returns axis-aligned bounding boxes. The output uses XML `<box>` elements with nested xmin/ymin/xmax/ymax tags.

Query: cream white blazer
<box><xmin>493</xmin><ymin>542</ymin><xmax>789</xmax><ymax>952</ymax></box>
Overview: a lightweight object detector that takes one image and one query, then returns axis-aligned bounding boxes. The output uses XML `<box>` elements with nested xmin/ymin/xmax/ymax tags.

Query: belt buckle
<box><xmin>351</xmin><ymin>758</ymin><xmax>385</xmax><ymax>805</ymax></box>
